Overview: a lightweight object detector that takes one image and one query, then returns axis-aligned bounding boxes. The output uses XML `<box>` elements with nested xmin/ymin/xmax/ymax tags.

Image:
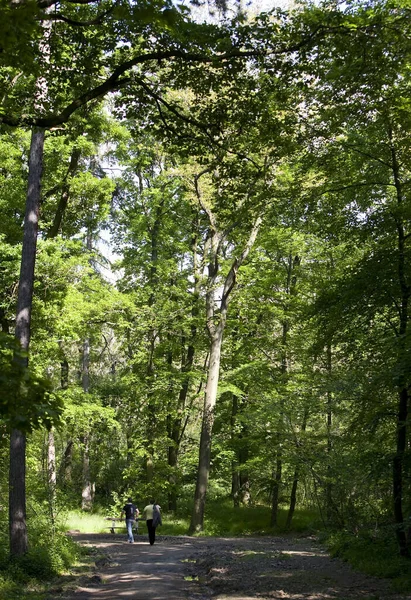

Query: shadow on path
<box><xmin>60</xmin><ymin>533</ymin><xmax>200</xmax><ymax>600</ymax></box>
<box><xmin>58</xmin><ymin>533</ymin><xmax>411</xmax><ymax>600</ymax></box>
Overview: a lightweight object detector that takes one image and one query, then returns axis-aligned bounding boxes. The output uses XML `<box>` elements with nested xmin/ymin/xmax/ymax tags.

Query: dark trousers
<box><xmin>146</xmin><ymin>519</ymin><xmax>156</xmax><ymax>545</ymax></box>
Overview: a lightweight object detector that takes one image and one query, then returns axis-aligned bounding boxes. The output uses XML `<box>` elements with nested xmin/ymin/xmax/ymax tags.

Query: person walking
<box><xmin>120</xmin><ymin>497</ymin><xmax>139</xmax><ymax>543</ymax></box>
<box><xmin>143</xmin><ymin>499</ymin><xmax>162</xmax><ymax>545</ymax></box>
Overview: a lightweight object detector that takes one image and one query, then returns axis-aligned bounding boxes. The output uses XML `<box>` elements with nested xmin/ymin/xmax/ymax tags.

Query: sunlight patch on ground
<box><xmin>284</xmin><ymin>549</ymin><xmax>325</xmax><ymax>557</ymax></box>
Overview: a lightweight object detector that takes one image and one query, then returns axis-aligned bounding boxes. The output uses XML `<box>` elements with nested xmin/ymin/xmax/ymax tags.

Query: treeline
<box><xmin>1</xmin><ymin>0</ymin><xmax>411</xmax><ymax>561</ymax></box>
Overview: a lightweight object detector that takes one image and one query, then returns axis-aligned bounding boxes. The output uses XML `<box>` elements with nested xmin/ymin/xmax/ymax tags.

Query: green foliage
<box><xmin>192</xmin><ymin>499</ymin><xmax>321</xmax><ymax>537</ymax></box>
<box><xmin>64</xmin><ymin>510</ymin><xmax>107</xmax><ymax>534</ymax></box>
<box><xmin>0</xmin><ymin>518</ymin><xmax>82</xmax><ymax>599</ymax></box>
<box><xmin>327</xmin><ymin>530</ymin><xmax>411</xmax><ymax>592</ymax></box>
<box><xmin>0</xmin><ymin>334</ymin><xmax>63</xmax><ymax>432</ymax></box>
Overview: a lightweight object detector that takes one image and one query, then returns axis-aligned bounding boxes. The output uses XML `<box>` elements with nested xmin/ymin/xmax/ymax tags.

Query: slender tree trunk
<box><xmin>285</xmin><ymin>410</ymin><xmax>308</xmax><ymax>530</ymax></box>
<box><xmin>271</xmin><ymin>255</ymin><xmax>291</xmax><ymax>527</ymax></box>
<box><xmin>390</xmin><ymin>132</ymin><xmax>410</xmax><ymax>556</ymax></box>
<box><xmin>230</xmin><ymin>392</ymin><xmax>250</xmax><ymax>506</ymax></box>
<box><xmin>271</xmin><ymin>254</ymin><xmax>300</xmax><ymax>527</ymax></box>
<box><xmin>81</xmin><ymin>336</ymin><xmax>93</xmax><ymax>511</ymax></box>
<box><xmin>271</xmin><ymin>456</ymin><xmax>283</xmax><ymax>527</ymax></box>
<box><xmin>189</xmin><ymin>332</ymin><xmax>223</xmax><ymax>533</ymax></box>
<box><xmin>0</xmin><ymin>307</ymin><xmax>9</xmax><ymax>332</ymax></box>
<box><xmin>47</xmin><ymin>428</ymin><xmax>57</xmax><ymax>524</ymax></box>
<box><xmin>59</xmin><ymin>440</ymin><xmax>73</xmax><ymax>485</ymax></box>
<box><xmin>326</xmin><ymin>342</ymin><xmax>333</xmax><ymax>523</ymax></box>
<box><xmin>145</xmin><ymin>201</ymin><xmax>164</xmax><ymax>482</ymax></box>
<box><xmin>231</xmin><ymin>393</ymin><xmax>240</xmax><ymax>507</ymax></box>
<box><xmin>9</xmin><ymin>128</ymin><xmax>45</xmax><ymax>558</ymax></box>
<box><xmin>189</xmin><ymin>171</ymin><xmax>261</xmax><ymax>533</ymax></box>
<box><xmin>168</xmin><ymin>225</ymin><xmax>200</xmax><ymax>511</ymax></box>
<box><xmin>81</xmin><ymin>435</ymin><xmax>93</xmax><ymax>511</ymax></box>
<box><xmin>46</xmin><ymin>148</ymin><xmax>81</xmax><ymax>239</ymax></box>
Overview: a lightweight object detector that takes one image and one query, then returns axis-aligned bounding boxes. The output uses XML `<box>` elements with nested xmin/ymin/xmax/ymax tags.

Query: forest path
<box><xmin>58</xmin><ymin>533</ymin><xmax>411</xmax><ymax>600</ymax></box>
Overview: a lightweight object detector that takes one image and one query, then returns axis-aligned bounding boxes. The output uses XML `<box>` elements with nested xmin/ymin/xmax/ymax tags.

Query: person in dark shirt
<box><xmin>120</xmin><ymin>497</ymin><xmax>139</xmax><ymax>543</ymax></box>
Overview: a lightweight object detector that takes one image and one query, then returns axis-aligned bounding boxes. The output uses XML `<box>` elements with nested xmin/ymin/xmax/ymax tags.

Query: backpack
<box><xmin>152</xmin><ymin>504</ymin><xmax>162</xmax><ymax>528</ymax></box>
<box><xmin>124</xmin><ymin>503</ymin><xmax>136</xmax><ymax>519</ymax></box>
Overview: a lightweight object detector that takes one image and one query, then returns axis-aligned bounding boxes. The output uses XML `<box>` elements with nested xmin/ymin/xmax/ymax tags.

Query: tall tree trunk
<box><xmin>145</xmin><ymin>200</ymin><xmax>164</xmax><ymax>482</ymax></box>
<box><xmin>271</xmin><ymin>254</ymin><xmax>299</xmax><ymax>527</ymax></box>
<box><xmin>81</xmin><ymin>233</ymin><xmax>94</xmax><ymax>511</ymax></box>
<box><xmin>81</xmin><ymin>336</ymin><xmax>93</xmax><ymax>511</ymax></box>
<box><xmin>190</xmin><ymin>332</ymin><xmax>223</xmax><ymax>533</ymax></box>
<box><xmin>81</xmin><ymin>434</ymin><xmax>93</xmax><ymax>511</ymax></box>
<box><xmin>46</xmin><ymin>148</ymin><xmax>81</xmax><ymax>239</ymax></box>
<box><xmin>326</xmin><ymin>342</ymin><xmax>333</xmax><ymax>524</ymax></box>
<box><xmin>230</xmin><ymin>394</ymin><xmax>250</xmax><ymax>506</ymax></box>
<box><xmin>58</xmin><ymin>440</ymin><xmax>73</xmax><ymax>485</ymax></box>
<box><xmin>189</xmin><ymin>174</ymin><xmax>261</xmax><ymax>533</ymax></box>
<box><xmin>390</xmin><ymin>132</ymin><xmax>410</xmax><ymax>556</ymax></box>
<box><xmin>9</xmin><ymin>128</ymin><xmax>45</xmax><ymax>558</ymax></box>
<box><xmin>168</xmin><ymin>219</ymin><xmax>200</xmax><ymax>511</ymax></box>
<box><xmin>9</xmin><ymin>431</ymin><xmax>27</xmax><ymax>557</ymax></box>
<box><xmin>231</xmin><ymin>393</ymin><xmax>240</xmax><ymax>507</ymax></box>
<box><xmin>271</xmin><ymin>455</ymin><xmax>283</xmax><ymax>527</ymax></box>
<box><xmin>80</xmin><ymin>345</ymin><xmax>93</xmax><ymax>511</ymax></box>
<box><xmin>285</xmin><ymin>409</ymin><xmax>308</xmax><ymax>530</ymax></box>
<box><xmin>47</xmin><ymin>428</ymin><xmax>57</xmax><ymax>524</ymax></box>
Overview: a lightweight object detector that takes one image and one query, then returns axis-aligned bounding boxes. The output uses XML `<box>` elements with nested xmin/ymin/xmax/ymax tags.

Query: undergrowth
<box><xmin>0</xmin><ymin>514</ymin><xmax>86</xmax><ymax>600</ymax></box>
<box><xmin>327</xmin><ymin>529</ymin><xmax>411</xmax><ymax>593</ymax></box>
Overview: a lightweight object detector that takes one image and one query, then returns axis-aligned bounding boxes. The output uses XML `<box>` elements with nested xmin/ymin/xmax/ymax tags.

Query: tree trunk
<box><xmin>168</xmin><ymin>217</ymin><xmax>201</xmax><ymax>511</ymax></box>
<box><xmin>145</xmin><ymin>200</ymin><xmax>164</xmax><ymax>483</ymax></box>
<box><xmin>285</xmin><ymin>469</ymin><xmax>299</xmax><ymax>531</ymax></box>
<box><xmin>326</xmin><ymin>342</ymin><xmax>333</xmax><ymax>523</ymax></box>
<box><xmin>9</xmin><ymin>430</ymin><xmax>27</xmax><ymax>557</ymax></box>
<box><xmin>81</xmin><ymin>434</ymin><xmax>93</xmax><ymax>511</ymax></box>
<box><xmin>271</xmin><ymin>456</ymin><xmax>282</xmax><ymax>527</ymax></box>
<box><xmin>46</xmin><ymin>148</ymin><xmax>81</xmax><ymax>239</ymax></box>
<box><xmin>390</xmin><ymin>132</ymin><xmax>410</xmax><ymax>556</ymax></box>
<box><xmin>189</xmin><ymin>173</ymin><xmax>261</xmax><ymax>533</ymax></box>
<box><xmin>47</xmin><ymin>428</ymin><xmax>57</xmax><ymax>524</ymax></box>
<box><xmin>58</xmin><ymin>440</ymin><xmax>73</xmax><ymax>485</ymax></box>
<box><xmin>271</xmin><ymin>253</ymin><xmax>299</xmax><ymax>527</ymax></box>
<box><xmin>9</xmin><ymin>128</ymin><xmax>45</xmax><ymax>558</ymax></box>
<box><xmin>231</xmin><ymin>393</ymin><xmax>240</xmax><ymax>507</ymax></box>
<box><xmin>285</xmin><ymin>410</ymin><xmax>308</xmax><ymax>530</ymax></box>
<box><xmin>189</xmin><ymin>332</ymin><xmax>222</xmax><ymax>533</ymax></box>
<box><xmin>230</xmin><ymin>392</ymin><xmax>250</xmax><ymax>506</ymax></box>
<box><xmin>81</xmin><ymin>327</ymin><xmax>93</xmax><ymax>510</ymax></box>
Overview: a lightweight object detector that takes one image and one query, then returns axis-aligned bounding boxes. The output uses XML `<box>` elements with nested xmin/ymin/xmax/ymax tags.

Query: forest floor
<box><xmin>53</xmin><ymin>532</ymin><xmax>411</xmax><ymax>600</ymax></box>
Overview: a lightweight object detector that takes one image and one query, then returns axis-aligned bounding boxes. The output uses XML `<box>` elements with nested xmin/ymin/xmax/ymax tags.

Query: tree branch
<box><xmin>1</xmin><ymin>25</ymin><xmax>327</xmax><ymax>128</ymax></box>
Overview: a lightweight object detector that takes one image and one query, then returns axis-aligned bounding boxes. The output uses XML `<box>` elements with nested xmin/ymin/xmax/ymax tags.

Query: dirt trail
<box><xmin>57</xmin><ymin>533</ymin><xmax>411</xmax><ymax>600</ymax></box>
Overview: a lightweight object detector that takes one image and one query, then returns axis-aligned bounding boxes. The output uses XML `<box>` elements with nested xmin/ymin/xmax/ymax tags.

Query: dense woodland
<box><xmin>1</xmin><ymin>0</ymin><xmax>411</xmax><ymax>569</ymax></box>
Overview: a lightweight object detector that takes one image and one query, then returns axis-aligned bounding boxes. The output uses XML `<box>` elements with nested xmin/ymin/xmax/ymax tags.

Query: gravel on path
<box><xmin>55</xmin><ymin>533</ymin><xmax>411</xmax><ymax>600</ymax></box>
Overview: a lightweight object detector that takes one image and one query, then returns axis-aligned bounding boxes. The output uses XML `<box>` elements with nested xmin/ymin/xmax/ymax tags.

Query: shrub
<box><xmin>327</xmin><ymin>529</ymin><xmax>411</xmax><ymax>592</ymax></box>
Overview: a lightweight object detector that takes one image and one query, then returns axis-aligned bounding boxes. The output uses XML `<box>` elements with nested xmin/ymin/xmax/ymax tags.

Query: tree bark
<box><xmin>285</xmin><ymin>410</ymin><xmax>308</xmax><ymax>530</ymax></box>
<box><xmin>190</xmin><ymin>332</ymin><xmax>222</xmax><ymax>533</ymax></box>
<box><xmin>271</xmin><ymin>254</ymin><xmax>298</xmax><ymax>526</ymax></box>
<box><xmin>326</xmin><ymin>341</ymin><xmax>333</xmax><ymax>524</ymax></box>
<box><xmin>189</xmin><ymin>174</ymin><xmax>261</xmax><ymax>533</ymax></box>
<box><xmin>145</xmin><ymin>199</ymin><xmax>164</xmax><ymax>482</ymax></box>
<box><xmin>81</xmin><ymin>337</ymin><xmax>93</xmax><ymax>511</ymax></box>
<box><xmin>9</xmin><ymin>127</ymin><xmax>45</xmax><ymax>558</ymax></box>
<box><xmin>46</xmin><ymin>147</ymin><xmax>81</xmax><ymax>239</ymax></box>
<box><xmin>47</xmin><ymin>428</ymin><xmax>57</xmax><ymax>523</ymax></box>
<box><xmin>390</xmin><ymin>131</ymin><xmax>410</xmax><ymax>556</ymax></box>
<box><xmin>168</xmin><ymin>218</ymin><xmax>200</xmax><ymax>511</ymax></box>
<box><xmin>80</xmin><ymin>352</ymin><xmax>93</xmax><ymax>510</ymax></box>
<box><xmin>9</xmin><ymin>430</ymin><xmax>27</xmax><ymax>557</ymax></box>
